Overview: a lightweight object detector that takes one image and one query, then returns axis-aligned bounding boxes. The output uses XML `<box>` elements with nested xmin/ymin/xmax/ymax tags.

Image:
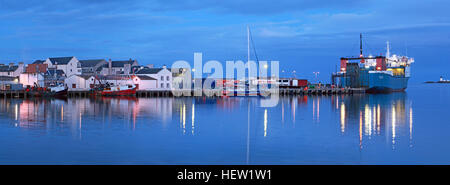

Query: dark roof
<box><xmin>0</xmin><ymin>76</ymin><xmax>18</xmax><ymax>81</ymax></box>
<box><xmin>32</xmin><ymin>60</ymin><xmax>45</xmax><ymax>64</ymax></box>
<box><xmin>111</xmin><ymin>60</ymin><xmax>135</xmax><ymax>68</ymax></box>
<box><xmin>0</xmin><ymin>65</ymin><xmax>18</xmax><ymax>72</ymax></box>
<box><xmin>136</xmin><ymin>75</ymin><xmax>156</xmax><ymax>80</ymax></box>
<box><xmin>98</xmin><ymin>75</ymin><xmax>134</xmax><ymax>80</ymax></box>
<box><xmin>79</xmin><ymin>59</ymin><xmax>106</xmax><ymax>67</ymax></box>
<box><xmin>135</xmin><ymin>68</ymin><xmax>164</xmax><ymax>74</ymax></box>
<box><xmin>74</xmin><ymin>75</ymin><xmax>94</xmax><ymax>80</ymax></box>
<box><xmin>46</xmin><ymin>69</ymin><xmax>65</xmax><ymax>77</ymax></box>
<box><xmin>96</xmin><ymin>64</ymin><xmax>108</xmax><ymax>72</ymax></box>
<box><xmin>48</xmin><ymin>57</ymin><xmax>74</xmax><ymax>65</ymax></box>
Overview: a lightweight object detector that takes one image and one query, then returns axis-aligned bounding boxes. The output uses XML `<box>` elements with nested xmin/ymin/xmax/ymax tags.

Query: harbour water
<box><xmin>0</xmin><ymin>83</ymin><xmax>449</xmax><ymax>164</ymax></box>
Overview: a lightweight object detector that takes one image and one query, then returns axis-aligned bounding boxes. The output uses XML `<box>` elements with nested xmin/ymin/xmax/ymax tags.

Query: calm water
<box><xmin>0</xmin><ymin>83</ymin><xmax>449</xmax><ymax>164</ymax></box>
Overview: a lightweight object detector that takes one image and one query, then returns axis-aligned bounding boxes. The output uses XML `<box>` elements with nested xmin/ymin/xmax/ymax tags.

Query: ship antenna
<box><xmin>386</xmin><ymin>41</ymin><xmax>390</xmax><ymax>58</ymax></box>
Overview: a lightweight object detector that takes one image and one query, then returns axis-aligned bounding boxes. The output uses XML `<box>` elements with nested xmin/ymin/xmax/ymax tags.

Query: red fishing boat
<box><xmin>90</xmin><ymin>75</ymin><xmax>137</xmax><ymax>96</ymax></box>
<box><xmin>98</xmin><ymin>84</ymin><xmax>137</xmax><ymax>96</ymax></box>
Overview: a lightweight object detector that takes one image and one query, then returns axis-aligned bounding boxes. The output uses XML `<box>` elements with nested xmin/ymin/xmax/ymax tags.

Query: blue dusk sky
<box><xmin>1</xmin><ymin>0</ymin><xmax>449</xmax><ymax>82</ymax></box>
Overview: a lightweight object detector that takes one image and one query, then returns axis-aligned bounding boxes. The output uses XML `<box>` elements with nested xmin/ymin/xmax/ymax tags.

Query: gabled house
<box><xmin>19</xmin><ymin>72</ymin><xmax>45</xmax><ymax>88</ymax></box>
<box><xmin>135</xmin><ymin>65</ymin><xmax>172</xmax><ymax>90</ymax></box>
<box><xmin>44</xmin><ymin>56</ymin><xmax>81</xmax><ymax>77</ymax></box>
<box><xmin>79</xmin><ymin>59</ymin><xmax>107</xmax><ymax>75</ymax></box>
<box><xmin>0</xmin><ymin>62</ymin><xmax>25</xmax><ymax>77</ymax></box>
<box><xmin>64</xmin><ymin>74</ymin><xmax>95</xmax><ymax>91</ymax></box>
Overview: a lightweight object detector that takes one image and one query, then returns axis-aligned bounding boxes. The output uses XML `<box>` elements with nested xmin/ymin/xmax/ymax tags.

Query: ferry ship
<box><xmin>332</xmin><ymin>34</ymin><xmax>414</xmax><ymax>93</ymax></box>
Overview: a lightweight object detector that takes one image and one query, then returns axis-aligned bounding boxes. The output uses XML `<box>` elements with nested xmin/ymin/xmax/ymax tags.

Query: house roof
<box><xmin>111</xmin><ymin>60</ymin><xmax>136</xmax><ymax>68</ymax></box>
<box><xmin>32</xmin><ymin>60</ymin><xmax>46</xmax><ymax>64</ymax></box>
<box><xmin>46</xmin><ymin>69</ymin><xmax>65</xmax><ymax>77</ymax></box>
<box><xmin>135</xmin><ymin>68</ymin><xmax>164</xmax><ymax>74</ymax></box>
<box><xmin>0</xmin><ymin>76</ymin><xmax>18</xmax><ymax>81</ymax></box>
<box><xmin>136</xmin><ymin>75</ymin><xmax>156</xmax><ymax>80</ymax></box>
<box><xmin>48</xmin><ymin>57</ymin><xmax>74</xmax><ymax>65</ymax></box>
<box><xmin>96</xmin><ymin>64</ymin><xmax>108</xmax><ymax>72</ymax></box>
<box><xmin>0</xmin><ymin>65</ymin><xmax>18</xmax><ymax>72</ymax></box>
<box><xmin>98</xmin><ymin>75</ymin><xmax>134</xmax><ymax>80</ymax></box>
<box><xmin>72</xmin><ymin>74</ymin><xmax>94</xmax><ymax>80</ymax></box>
<box><xmin>79</xmin><ymin>59</ymin><xmax>106</xmax><ymax>67</ymax></box>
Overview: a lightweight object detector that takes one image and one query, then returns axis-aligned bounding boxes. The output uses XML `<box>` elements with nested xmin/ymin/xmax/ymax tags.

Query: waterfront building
<box><xmin>64</xmin><ymin>74</ymin><xmax>95</xmax><ymax>91</ymax></box>
<box><xmin>19</xmin><ymin>72</ymin><xmax>45</xmax><ymax>88</ymax></box>
<box><xmin>135</xmin><ymin>65</ymin><xmax>172</xmax><ymax>90</ymax></box>
<box><xmin>43</xmin><ymin>56</ymin><xmax>81</xmax><ymax>77</ymax></box>
<box><xmin>132</xmin><ymin>75</ymin><xmax>157</xmax><ymax>90</ymax></box>
<box><xmin>0</xmin><ymin>62</ymin><xmax>25</xmax><ymax>77</ymax></box>
<box><xmin>0</xmin><ymin>76</ymin><xmax>22</xmax><ymax>90</ymax></box>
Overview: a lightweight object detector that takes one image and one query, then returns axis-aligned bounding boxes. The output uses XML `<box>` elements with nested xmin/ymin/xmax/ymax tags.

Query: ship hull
<box><xmin>99</xmin><ymin>88</ymin><xmax>136</xmax><ymax>96</ymax></box>
<box><xmin>367</xmin><ymin>72</ymin><xmax>409</xmax><ymax>93</ymax></box>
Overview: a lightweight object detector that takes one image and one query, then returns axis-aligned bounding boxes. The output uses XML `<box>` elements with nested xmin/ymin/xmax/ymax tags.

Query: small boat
<box><xmin>48</xmin><ymin>84</ymin><xmax>68</xmax><ymax>97</ymax></box>
<box><xmin>26</xmin><ymin>83</ymin><xmax>68</xmax><ymax>97</ymax></box>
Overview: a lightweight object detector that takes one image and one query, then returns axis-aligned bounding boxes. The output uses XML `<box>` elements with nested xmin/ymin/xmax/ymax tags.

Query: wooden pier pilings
<box><xmin>0</xmin><ymin>88</ymin><xmax>365</xmax><ymax>98</ymax></box>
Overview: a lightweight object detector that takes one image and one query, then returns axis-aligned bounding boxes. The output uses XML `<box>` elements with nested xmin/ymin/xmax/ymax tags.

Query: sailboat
<box><xmin>222</xmin><ymin>26</ymin><xmax>263</xmax><ymax>97</ymax></box>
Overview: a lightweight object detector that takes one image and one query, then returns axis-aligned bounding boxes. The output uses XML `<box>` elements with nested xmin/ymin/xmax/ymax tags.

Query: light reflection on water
<box><xmin>0</xmin><ymin>84</ymin><xmax>449</xmax><ymax>164</ymax></box>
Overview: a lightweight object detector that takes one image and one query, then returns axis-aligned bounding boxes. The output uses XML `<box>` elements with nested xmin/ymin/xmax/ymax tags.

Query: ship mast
<box><xmin>360</xmin><ymin>33</ymin><xmax>363</xmax><ymax>57</ymax></box>
<box><xmin>360</xmin><ymin>33</ymin><xmax>365</xmax><ymax>63</ymax></box>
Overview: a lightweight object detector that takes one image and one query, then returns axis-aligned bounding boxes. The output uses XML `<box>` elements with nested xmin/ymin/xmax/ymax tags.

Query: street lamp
<box><xmin>313</xmin><ymin>72</ymin><xmax>320</xmax><ymax>83</ymax></box>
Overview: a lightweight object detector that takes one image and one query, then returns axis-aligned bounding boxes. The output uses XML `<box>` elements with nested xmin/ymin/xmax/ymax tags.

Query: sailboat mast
<box><xmin>247</xmin><ymin>26</ymin><xmax>250</xmax><ymax>63</ymax></box>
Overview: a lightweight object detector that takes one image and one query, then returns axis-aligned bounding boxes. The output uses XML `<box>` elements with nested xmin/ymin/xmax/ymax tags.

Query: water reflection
<box><xmin>0</xmin><ymin>92</ymin><xmax>413</xmax><ymax>157</ymax></box>
<box><xmin>332</xmin><ymin>93</ymin><xmax>412</xmax><ymax>150</ymax></box>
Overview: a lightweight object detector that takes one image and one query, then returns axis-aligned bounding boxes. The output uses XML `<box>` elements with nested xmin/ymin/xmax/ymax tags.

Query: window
<box><xmin>161</xmin><ymin>83</ymin><xmax>164</xmax><ymax>88</ymax></box>
<box><xmin>72</xmin><ymin>84</ymin><xmax>76</xmax><ymax>88</ymax></box>
<box><xmin>167</xmin><ymin>83</ymin><xmax>170</xmax><ymax>88</ymax></box>
<box><xmin>161</xmin><ymin>76</ymin><xmax>164</xmax><ymax>81</ymax></box>
<box><xmin>166</xmin><ymin>76</ymin><xmax>169</xmax><ymax>81</ymax></box>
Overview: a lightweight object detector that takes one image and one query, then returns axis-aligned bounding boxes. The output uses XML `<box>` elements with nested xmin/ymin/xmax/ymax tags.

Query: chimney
<box><xmin>18</xmin><ymin>62</ymin><xmax>24</xmax><ymax>73</ymax></box>
<box><xmin>108</xmin><ymin>59</ymin><xmax>112</xmax><ymax>75</ymax></box>
<box><xmin>124</xmin><ymin>64</ymin><xmax>131</xmax><ymax>75</ymax></box>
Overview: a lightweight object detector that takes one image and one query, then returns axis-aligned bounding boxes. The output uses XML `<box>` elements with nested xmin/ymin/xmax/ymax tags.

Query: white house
<box><xmin>64</xmin><ymin>75</ymin><xmax>95</xmax><ymax>91</ymax></box>
<box><xmin>64</xmin><ymin>74</ymin><xmax>157</xmax><ymax>91</ymax></box>
<box><xmin>19</xmin><ymin>73</ymin><xmax>45</xmax><ymax>88</ymax></box>
<box><xmin>0</xmin><ymin>62</ymin><xmax>25</xmax><ymax>77</ymax></box>
<box><xmin>132</xmin><ymin>75</ymin><xmax>157</xmax><ymax>90</ymax></box>
<box><xmin>135</xmin><ymin>66</ymin><xmax>172</xmax><ymax>90</ymax></box>
<box><xmin>44</xmin><ymin>56</ymin><xmax>81</xmax><ymax>77</ymax></box>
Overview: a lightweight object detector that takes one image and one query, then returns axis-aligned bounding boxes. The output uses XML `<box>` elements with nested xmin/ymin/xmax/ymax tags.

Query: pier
<box><xmin>0</xmin><ymin>87</ymin><xmax>365</xmax><ymax>98</ymax></box>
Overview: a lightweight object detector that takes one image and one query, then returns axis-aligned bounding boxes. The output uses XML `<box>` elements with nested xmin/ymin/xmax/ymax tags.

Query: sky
<box><xmin>1</xmin><ymin>0</ymin><xmax>449</xmax><ymax>82</ymax></box>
